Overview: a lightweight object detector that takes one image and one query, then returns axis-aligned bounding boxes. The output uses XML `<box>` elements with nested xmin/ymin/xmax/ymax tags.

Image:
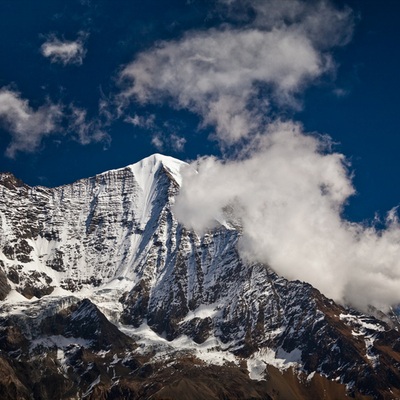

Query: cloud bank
<box><xmin>41</xmin><ymin>33</ymin><xmax>87</xmax><ymax>66</ymax></box>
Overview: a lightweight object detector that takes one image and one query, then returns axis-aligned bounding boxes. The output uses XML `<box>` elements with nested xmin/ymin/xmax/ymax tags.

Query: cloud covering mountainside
<box><xmin>117</xmin><ymin>0</ymin><xmax>400</xmax><ymax>311</ymax></box>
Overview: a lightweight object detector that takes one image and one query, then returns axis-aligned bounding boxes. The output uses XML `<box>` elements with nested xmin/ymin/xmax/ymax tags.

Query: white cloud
<box><xmin>41</xmin><ymin>32</ymin><xmax>87</xmax><ymax>65</ymax></box>
<box><xmin>119</xmin><ymin>28</ymin><xmax>325</xmax><ymax>144</ymax></box>
<box><xmin>174</xmin><ymin>122</ymin><xmax>400</xmax><ymax>312</ymax></box>
<box><xmin>0</xmin><ymin>88</ymin><xmax>62</xmax><ymax>158</ymax></box>
<box><xmin>118</xmin><ymin>0</ymin><xmax>352</xmax><ymax>144</ymax></box>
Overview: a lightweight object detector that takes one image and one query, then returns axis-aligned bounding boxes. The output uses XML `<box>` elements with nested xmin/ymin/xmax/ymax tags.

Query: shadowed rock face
<box><xmin>0</xmin><ymin>268</ymin><xmax>11</xmax><ymax>300</ymax></box>
<box><xmin>0</xmin><ymin>155</ymin><xmax>399</xmax><ymax>399</ymax></box>
<box><xmin>0</xmin><ymin>298</ymin><xmax>375</xmax><ymax>400</ymax></box>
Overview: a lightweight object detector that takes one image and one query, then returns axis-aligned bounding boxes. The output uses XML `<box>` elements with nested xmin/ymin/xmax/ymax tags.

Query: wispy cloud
<box><xmin>170</xmin><ymin>133</ymin><xmax>186</xmax><ymax>152</ymax></box>
<box><xmin>0</xmin><ymin>88</ymin><xmax>110</xmax><ymax>157</ymax></box>
<box><xmin>125</xmin><ymin>113</ymin><xmax>156</xmax><ymax>129</ymax></box>
<box><xmin>67</xmin><ymin>105</ymin><xmax>111</xmax><ymax>147</ymax></box>
<box><xmin>151</xmin><ymin>132</ymin><xmax>186</xmax><ymax>152</ymax></box>
<box><xmin>0</xmin><ymin>88</ymin><xmax>63</xmax><ymax>158</ymax></box>
<box><xmin>41</xmin><ymin>32</ymin><xmax>88</xmax><ymax>66</ymax></box>
<box><xmin>151</xmin><ymin>134</ymin><xmax>164</xmax><ymax>151</ymax></box>
<box><xmin>124</xmin><ymin>113</ymin><xmax>186</xmax><ymax>152</ymax></box>
<box><xmin>218</xmin><ymin>0</ymin><xmax>354</xmax><ymax>48</ymax></box>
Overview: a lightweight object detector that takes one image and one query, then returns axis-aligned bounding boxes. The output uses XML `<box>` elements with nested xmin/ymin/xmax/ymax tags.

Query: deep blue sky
<box><xmin>0</xmin><ymin>0</ymin><xmax>399</xmax><ymax>223</ymax></box>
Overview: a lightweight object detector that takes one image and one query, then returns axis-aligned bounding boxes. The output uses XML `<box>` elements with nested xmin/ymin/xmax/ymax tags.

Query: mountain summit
<box><xmin>0</xmin><ymin>154</ymin><xmax>399</xmax><ymax>399</ymax></box>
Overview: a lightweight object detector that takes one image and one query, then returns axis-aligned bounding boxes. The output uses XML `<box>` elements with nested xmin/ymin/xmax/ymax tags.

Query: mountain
<box><xmin>0</xmin><ymin>154</ymin><xmax>400</xmax><ymax>399</ymax></box>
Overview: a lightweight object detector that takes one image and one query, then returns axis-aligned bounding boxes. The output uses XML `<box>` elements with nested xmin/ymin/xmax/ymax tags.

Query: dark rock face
<box><xmin>0</xmin><ymin>298</ymin><xmax>142</xmax><ymax>400</ymax></box>
<box><xmin>0</xmin><ymin>269</ymin><xmax>10</xmax><ymax>300</ymax></box>
<box><xmin>0</xmin><ymin>306</ymin><xmax>374</xmax><ymax>400</ymax></box>
<box><xmin>0</xmin><ymin>155</ymin><xmax>399</xmax><ymax>399</ymax></box>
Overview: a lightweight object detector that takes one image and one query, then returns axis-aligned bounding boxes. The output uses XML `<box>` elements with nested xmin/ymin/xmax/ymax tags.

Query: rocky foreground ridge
<box><xmin>0</xmin><ymin>154</ymin><xmax>400</xmax><ymax>399</ymax></box>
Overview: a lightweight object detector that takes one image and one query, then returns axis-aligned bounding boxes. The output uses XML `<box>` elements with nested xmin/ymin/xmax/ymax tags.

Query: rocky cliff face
<box><xmin>0</xmin><ymin>154</ymin><xmax>399</xmax><ymax>399</ymax></box>
<box><xmin>0</xmin><ymin>155</ymin><xmax>185</xmax><ymax>294</ymax></box>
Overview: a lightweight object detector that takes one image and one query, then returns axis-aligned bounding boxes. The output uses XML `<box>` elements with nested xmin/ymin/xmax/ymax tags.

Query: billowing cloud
<box><xmin>119</xmin><ymin>0</ymin><xmax>353</xmax><ymax>144</ymax></box>
<box><xmin>174</xmin><ymin>122</ymin><xmax>400</xmax><ymax>311</ymax></box>
<box><xmin>41</xmin><ymin>32</ymin><xmax>87</xmax><ymax>65</ymax></box>
<box><xmin>0</xmin><ymin>88</ymin><xmax>63</xmax><ymax>158</ymax></box>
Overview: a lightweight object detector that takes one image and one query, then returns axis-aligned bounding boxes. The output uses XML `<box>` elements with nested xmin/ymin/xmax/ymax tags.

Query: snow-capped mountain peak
<box><xmin>1</xmin><ymin>154</ymin><xmax>400</xmax><ymax>399</ymax></box>
<box><xmin>129</xmin><ymin>153</ymin><xmax>187</xmax><ymax>188</ymax></box>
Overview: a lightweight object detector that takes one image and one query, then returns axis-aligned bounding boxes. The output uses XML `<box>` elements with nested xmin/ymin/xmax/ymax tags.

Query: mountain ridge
<box><xmin>0</xmin><ymin>154</ymin><xmax>400</xmax><ymax>399</ymax></box>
